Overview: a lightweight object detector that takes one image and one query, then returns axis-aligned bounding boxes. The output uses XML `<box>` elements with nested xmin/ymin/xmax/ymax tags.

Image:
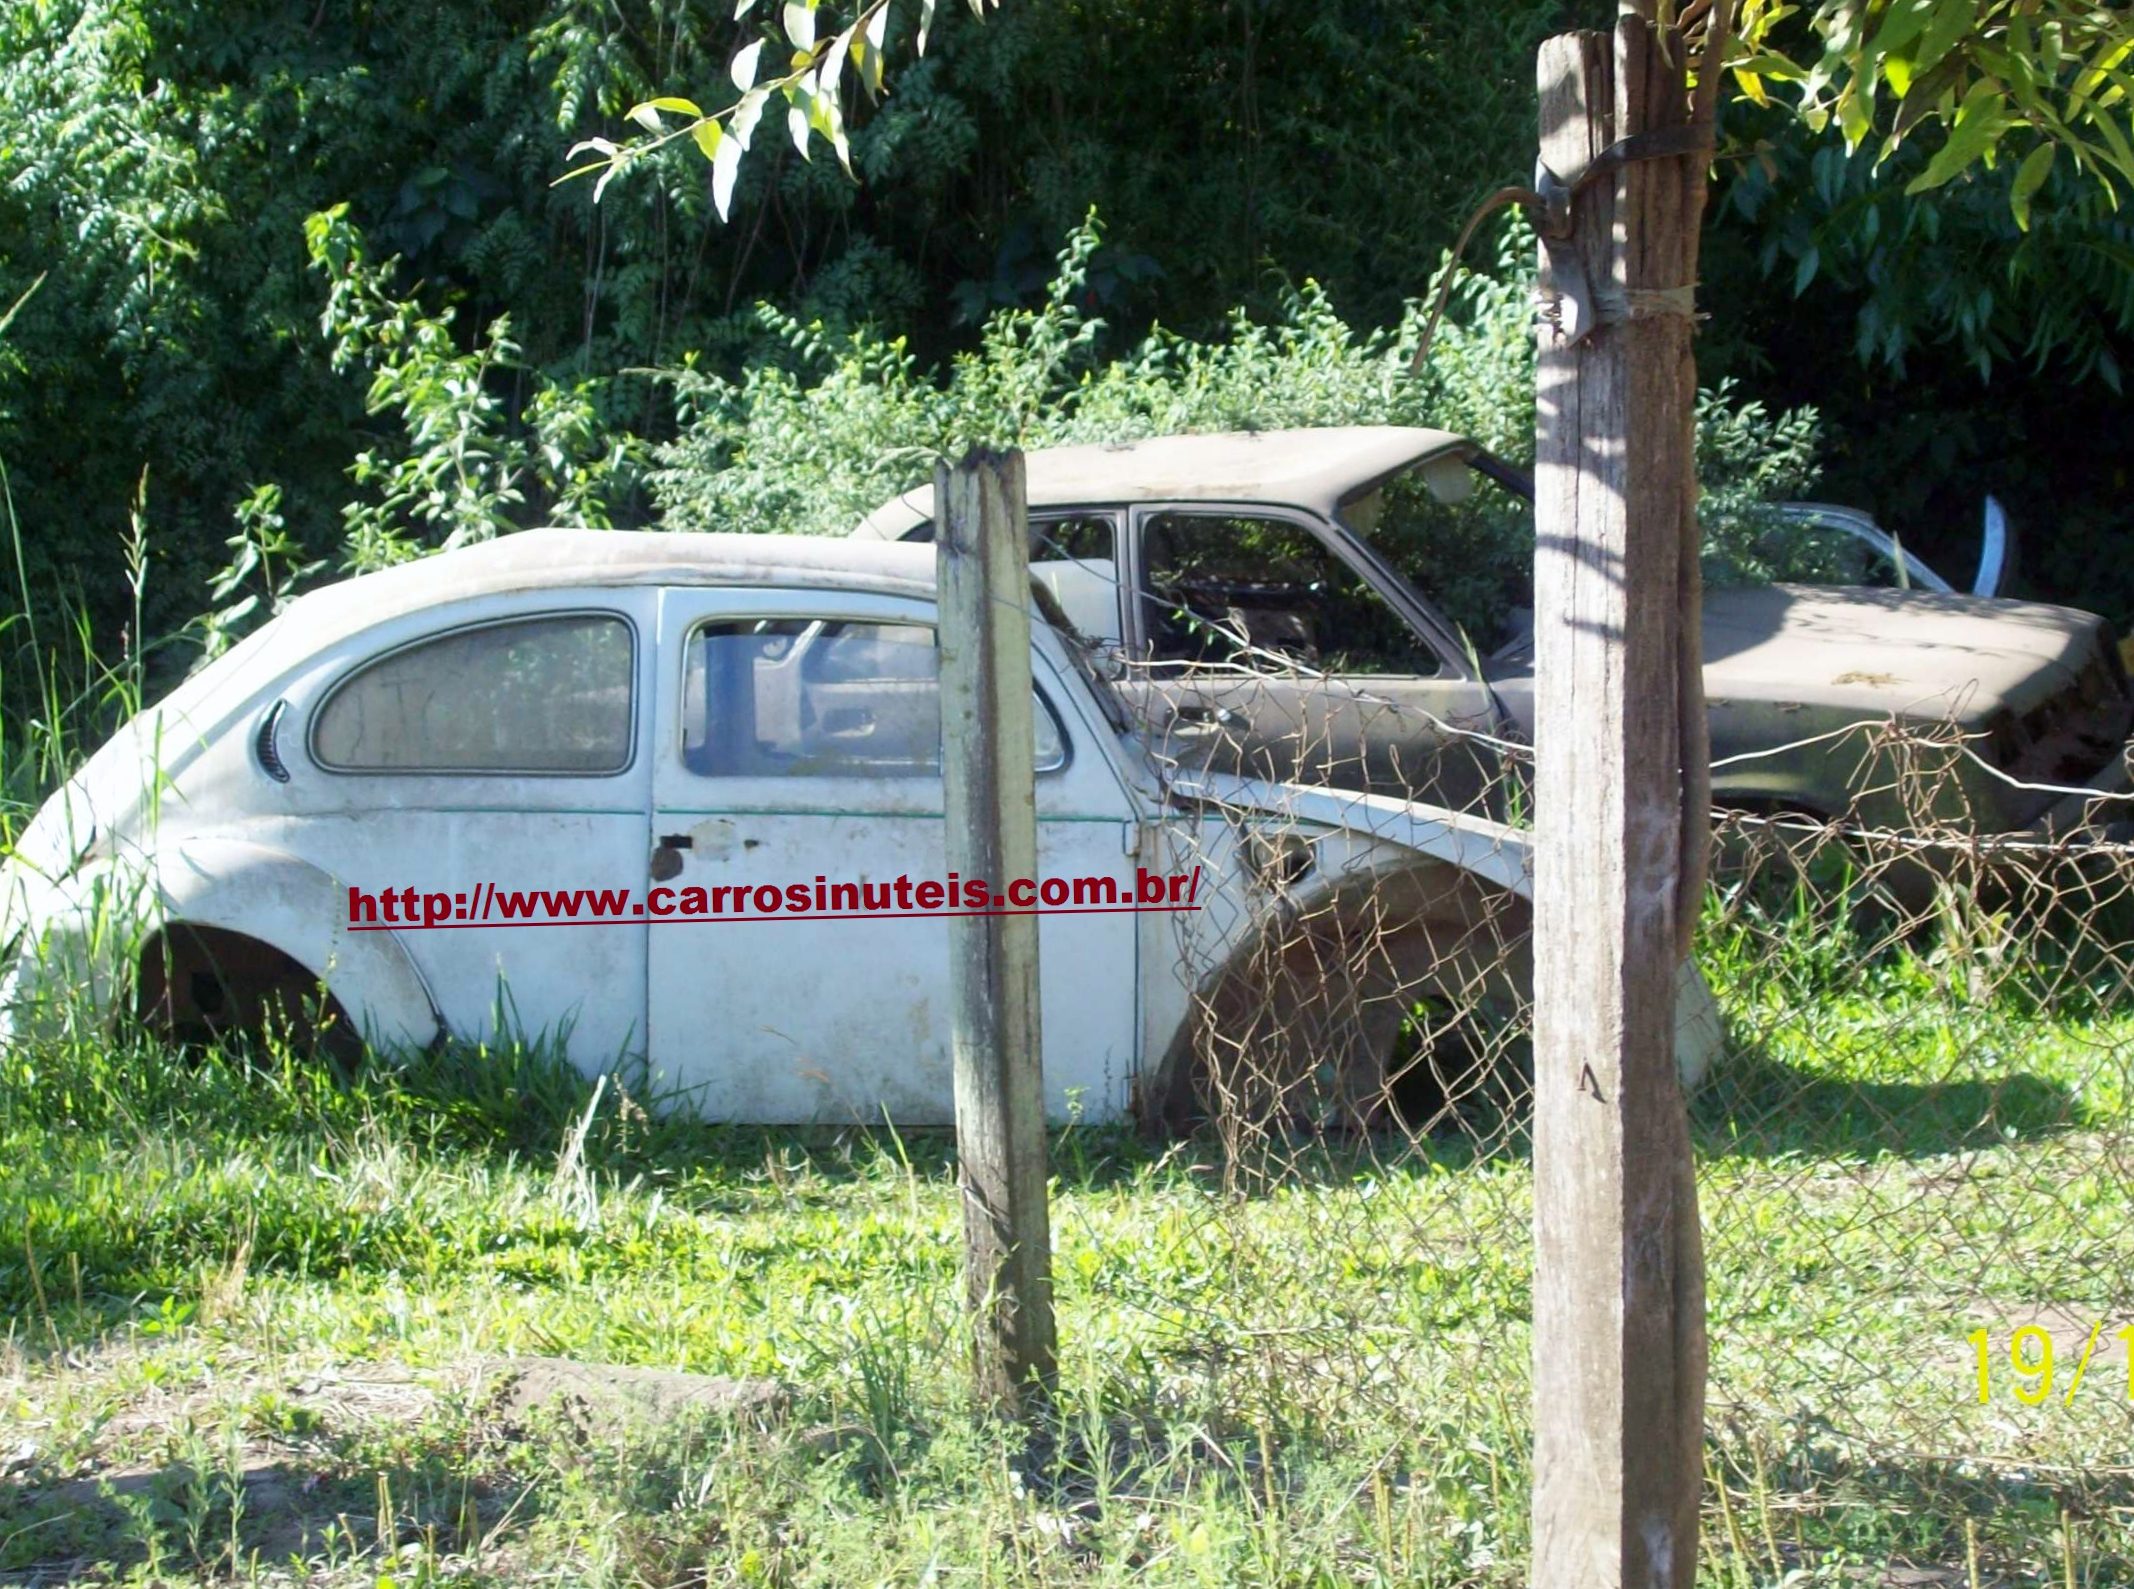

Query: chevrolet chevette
<box><xmin>853</xmin><ymin>428</ymin><xmax>2134</xmax><ymax>838</ymax></box>
<box><xmin>0</xmin><ymin>531</ymin><xmax>1718</xmax><ymax>1128</ymax></box>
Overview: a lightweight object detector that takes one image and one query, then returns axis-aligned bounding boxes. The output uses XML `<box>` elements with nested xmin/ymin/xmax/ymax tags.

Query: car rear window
<box><xmin>311</xmin><ymin>613</ymin><xmax>635</xmax><ymax>774</ymax></box>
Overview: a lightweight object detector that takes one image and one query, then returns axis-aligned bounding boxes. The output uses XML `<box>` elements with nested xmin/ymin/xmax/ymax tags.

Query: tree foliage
<box><xmin>1</xmin><ymin>0</ymin><xmax>2130</xmax><ymax>677</ymax></box>
<box><xmin>1728</xmin><ymin>0</ymin><xmax>2134</xmax><ymax>223</ymax></box>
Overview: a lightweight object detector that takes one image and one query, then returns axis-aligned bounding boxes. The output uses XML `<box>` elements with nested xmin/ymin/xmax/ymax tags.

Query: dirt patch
<box><xmin>0</xmin><ymin>1354</ymin><xmax>786</xmax><ymax>1580</ymax></box>
<box><xmin>477</xmin><ymin>1356</ymin><xmax>788</xmax><ymax>1440</ymax></box>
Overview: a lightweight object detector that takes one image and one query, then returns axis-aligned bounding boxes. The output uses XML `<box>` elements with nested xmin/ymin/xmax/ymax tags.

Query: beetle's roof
<box><xmin>851</xmin><ymin>426</ymin><xmax>1468</xmax><ymax>540</ymax></box>
<box><xmin>280</xmin><ymin>530</ymin><xmax>940</xmax><ymax>647</ymax></box>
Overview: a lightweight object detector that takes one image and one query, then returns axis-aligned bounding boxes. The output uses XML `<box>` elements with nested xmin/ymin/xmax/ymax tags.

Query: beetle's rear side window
<box><xmin>312</xmin><ymin>614</ymin><xmax>635</xmax><ymax>774</ymax></box>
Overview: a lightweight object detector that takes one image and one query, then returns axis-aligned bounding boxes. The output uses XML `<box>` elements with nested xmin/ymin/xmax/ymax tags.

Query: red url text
<box><xmin>346</xmin><ymin>868</ymin><xmax>1201</xmax><ymax>931</ymax></box>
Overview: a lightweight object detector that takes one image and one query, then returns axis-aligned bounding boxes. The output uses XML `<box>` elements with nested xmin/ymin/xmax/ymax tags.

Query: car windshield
<box><xmin>1336</xmin><ymin>462</ymin><xmax>1534</xmax><ymax>659</ymax></box>
<box><xmin>1707</xmin><ymin>512</ymin><xmax>1920</xmax><ymax>588</ymax></box>
<box><xmin>1338</xmin><ymin>455</ymin><xmax>1927</xmax><ymax>660</ymax></box>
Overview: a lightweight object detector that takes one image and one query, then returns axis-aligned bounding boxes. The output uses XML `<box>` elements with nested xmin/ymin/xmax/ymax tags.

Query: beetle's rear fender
<box><xmin>149</xmin><ymin>839</ymin><xmax>441</xmax><ymax>1051</ymax></box>
<box><xmin>5</xmin><ymin>839</ymin><xmax>440</xmax><ymax>1051</ymax></box>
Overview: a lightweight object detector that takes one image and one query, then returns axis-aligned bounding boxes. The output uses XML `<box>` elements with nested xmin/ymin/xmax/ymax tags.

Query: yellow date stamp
<box><xmin>1967</xmin><ymin>1322</ymin><xmax>2134</xmax><ymax>1405</ymax></box>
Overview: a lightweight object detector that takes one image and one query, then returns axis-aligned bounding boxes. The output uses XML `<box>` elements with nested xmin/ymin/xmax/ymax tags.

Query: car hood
<box><xmin>1697</xmin><ymin>585</ymin><xmax>2110</xmax><ymax>721</ymax></box>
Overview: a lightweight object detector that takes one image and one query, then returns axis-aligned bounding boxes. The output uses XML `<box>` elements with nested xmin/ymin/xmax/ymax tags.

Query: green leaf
<box><xmin>1889</xmin><ymin>53</ymin><xmax>1964</xmax><ymax>142</ymax></box>
<box><xmin>627</xmin><ymin>102</ymin><xmax>664</xmax><ymax>133</ymax></box>
<box><xmin>1836</xmin><ymin>78</ymin><xmax>1875</xmax><ymax>145</ymax></box>
<box><xmin>730</xmin><ymin>87</ymin><xmax>768</xmax><ymax>150</ymax></box>
<box><xmin>1868</xmin><ymin>0</ymin><xmax>1934</xmax><ymax>61</ymax></box>
<box><xmin>644</xmin><ymin>96</ymin><xmax>704</xmax><ymax>118</ymax></box>
<box><xmin>2010</xmin><ymin>142</ymin><xmax>2055</xmax><ymax>230</ymax></box>
<box><xmin>806</xmin><ymin>87</ymin><xmax>849</xmax><ymax>176</ymax></box>
<box><xmin>858</xmin><ymin>4</ymin><xmax>889</xmax><ymax>93</ymax></box>
<box><xmin>1904</xmin><ymin>81</ymin><xmax>2009</xmax><ymax>193</ymax></box>
<box><xmin>788</xmin><ymin>99</ymin><xmax>813</xmax><ymax>160</ymax></box>
<box><xmin>1912</xmin><ymin>0</ymin><xmax>1975</xmax><ymax>78</ymax></box>
<box><xmin>824</xmin><ymin>19</ymin><xmax>858</xmax><ymax>96</ymax></box>
<box><xmin>731</xmin><ymin>40</ymin><xmax>764</xmax><ymax>92</ymax></box>
<box><xmin>2083</xmin><ymin>96</ymin><xmax>2134</xmax><ymax>184</ymax></box>
<box><xmin>2073</xmin><ymin>36</ymin><xmax>2134</xmax><ymax>109</ymax></box>
<box><xmin>692</xmin><ymin>119</ymin><xmax>725</xmax><ymax>164</ymax></box>
<box><xmin>712</xmin><ymin>134</ymin><xmax>744</xmax><ymax>219</ymax></box>
<box><xmin>783</xmin><ymin>0</ymin><xmax>817</xmax><ymax>51</ymax></box>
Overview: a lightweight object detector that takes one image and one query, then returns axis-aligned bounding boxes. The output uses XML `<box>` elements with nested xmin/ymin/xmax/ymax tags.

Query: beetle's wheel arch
<box><xmin>1148</xmin><ymin>861</ymin><xmax>1533</xmax><ymax>1145</ymax></box>
<box><xmin>136</xmin><ymin>924</ymin><xmax>361</xmax><ymax>1068</ymax></box>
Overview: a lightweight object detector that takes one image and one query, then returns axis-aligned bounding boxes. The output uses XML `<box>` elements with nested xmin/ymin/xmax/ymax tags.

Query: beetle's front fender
<box><xmin>152</xmin><ymin>838</ymin><xmax>441</xmax><ymax>1050</ymax></box>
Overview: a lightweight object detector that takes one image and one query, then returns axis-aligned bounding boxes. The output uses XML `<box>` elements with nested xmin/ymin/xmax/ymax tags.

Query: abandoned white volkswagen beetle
<box><xmin>0</xmin><ymin>531</ymin><xmax>1717</xmax><ymax>1126</ymax></box>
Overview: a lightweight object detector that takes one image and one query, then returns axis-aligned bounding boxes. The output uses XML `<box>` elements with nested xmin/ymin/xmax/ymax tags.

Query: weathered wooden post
<box><xmin>936</xmin><ymin>446</ymin><xmax>1057</xmax><ymax>1411</ymax></box>
<box><xmin>1530</xmin><ymin>13</ymin><xmax>1713</xmax><ymax>1585</ymax></box>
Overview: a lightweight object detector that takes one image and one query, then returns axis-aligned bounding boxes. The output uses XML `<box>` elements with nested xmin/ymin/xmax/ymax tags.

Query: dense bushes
<box><xmin>0</xmin><ymin>0</ymin><xmax>1577</xmax><ymax>653</ymax></box>
<box><xmin>651</xmin><ymin>215</ymin><xmax>1820</xmax><ymax>645</ymax></box>
<box><xmin>1</xmin><ymin>0</ymin><xmax>2129</xmax><ymax>670</ymax></box>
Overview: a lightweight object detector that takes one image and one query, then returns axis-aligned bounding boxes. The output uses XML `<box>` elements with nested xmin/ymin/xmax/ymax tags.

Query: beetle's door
<box><xmin>645</xmin><ymin>586</ymin><xmax>1142</xmax><ymax>1123</ymax></box>
<box><xmin>1121</xmin><ymin>507</ymin><xmax>1506</xmax><ymax>812</ymax></box>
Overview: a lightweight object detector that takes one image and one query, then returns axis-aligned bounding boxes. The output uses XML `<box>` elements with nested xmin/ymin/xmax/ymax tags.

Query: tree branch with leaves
<box><xmin>560</xmin><ymin>0</ymin><xmax>996</xmax><ymax>219</ymax></box>
<box><xmin>1720</xmin><ymin>1</ymin><xmax>2134</xmax><ymax>227</ymax></box>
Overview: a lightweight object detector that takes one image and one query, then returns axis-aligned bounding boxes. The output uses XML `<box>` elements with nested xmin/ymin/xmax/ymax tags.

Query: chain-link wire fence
<box><xmin>1067</xmin><ymin>596</ymin><xmax>2134</xmax><ymax>1582</ymax></box>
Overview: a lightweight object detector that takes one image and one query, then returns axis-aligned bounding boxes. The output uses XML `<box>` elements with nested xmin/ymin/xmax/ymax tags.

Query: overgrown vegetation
<box><xmin>649</xmin><ymin>213</ymin><xmax>1821</xmax><ymax>645</ymax></box>
<box><xmin>4</xmin><ymin>4</ymin><xmax>2134</xmax><ymax>1582</ymax></box>
<box><xmin>0</xmin><ymin>580</ymin><xmax>2128</xmax><ymax>1586</ymax></box>
<box><xmin>1</xmin><ymin>888</ymin><xmax>2127</xmax><ymax>1584</ymax></box>
<box><xmin>5</xmin><ymin>0</ymin><xmax>2133</xmax><ymax>673</ymax></box>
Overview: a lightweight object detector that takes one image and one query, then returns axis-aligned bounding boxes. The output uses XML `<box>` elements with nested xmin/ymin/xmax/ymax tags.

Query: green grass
<box><xmin>0</xmin><ymin>925</ymin><xmax>2129</xmax><ymax>1588</ymax></box>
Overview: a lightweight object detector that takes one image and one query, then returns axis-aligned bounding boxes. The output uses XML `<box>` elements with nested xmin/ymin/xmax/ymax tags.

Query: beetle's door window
<box><xmin>1139</xmin><ymin>513</ymin><xmax>1440</xmax><ymax>675</ymax></box>
<box><xmin>682</xmin><ymin>619</ymin><xmax>1065</xmax><ymax>777</ymax></box>
<box><xmin>312</xmin><ymin>613</ymin><xmax>634</xmax><ymax>774</ymax></box>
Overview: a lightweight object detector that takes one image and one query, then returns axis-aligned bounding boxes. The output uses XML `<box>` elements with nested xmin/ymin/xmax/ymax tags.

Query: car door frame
<box><xmin>1112</xmin><ymin>498</ymin><xmax>1516</xmax><ymax>806</ymax></box>
<box><xmin>642</xmin><ymin>582</ymin><xmax>1152</xmax><ymax>1123</ymax></box>
<box><xmin>1116</xmin><ymin>498</ymin><xmax>1485</xmax><ymax>685</ymax></box>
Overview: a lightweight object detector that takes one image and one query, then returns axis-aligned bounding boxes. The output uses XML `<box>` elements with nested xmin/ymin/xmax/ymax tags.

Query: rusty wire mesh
<box><xmin>1051</xmin><ymin>579</ymin><xmax>2134</xmax><ymax>1582</ymax></box>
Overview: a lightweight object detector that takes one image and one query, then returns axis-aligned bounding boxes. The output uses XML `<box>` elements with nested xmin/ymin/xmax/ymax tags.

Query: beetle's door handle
<box><xmin>650</xmin><ymin>834</ymin><xmax>692</xmax><ymax>883</ymax></box>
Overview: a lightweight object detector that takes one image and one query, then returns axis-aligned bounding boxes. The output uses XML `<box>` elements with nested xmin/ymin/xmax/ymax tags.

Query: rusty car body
<box><xmin>852</xmin><ymin>428</ymin><xmax>2134</xmax><ymax>838</ymax></box>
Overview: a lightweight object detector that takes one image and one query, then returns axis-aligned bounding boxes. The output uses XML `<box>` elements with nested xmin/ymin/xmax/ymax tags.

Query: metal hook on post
<box><xmin>1409</xmin><ymin>122</ymin><xmax>1714</xmax><ymax>371</ymax></box>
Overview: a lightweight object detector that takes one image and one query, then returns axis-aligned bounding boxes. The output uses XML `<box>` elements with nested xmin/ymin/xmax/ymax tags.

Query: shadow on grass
<box><xmin>1690</xmin><ymin>1048</ymin><xmax>2091</xmax><ymax>1162</ymax></box>
<box><xmin>1708</xmin><ymin>1414</ymin><xmax>2134</xmax><ymax>1581</ymax></box>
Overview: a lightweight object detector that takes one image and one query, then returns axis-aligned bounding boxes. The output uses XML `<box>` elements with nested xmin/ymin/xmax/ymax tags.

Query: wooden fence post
<box><xmin>1530</xmin><ymin>20</ymin><xmax>1708</xmax><ymax>1586</ymax></box>
<box><xmin>936</xmin><ymin>446</ymin><xmax>1057</xmax><ymax>1412</ymax></box>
